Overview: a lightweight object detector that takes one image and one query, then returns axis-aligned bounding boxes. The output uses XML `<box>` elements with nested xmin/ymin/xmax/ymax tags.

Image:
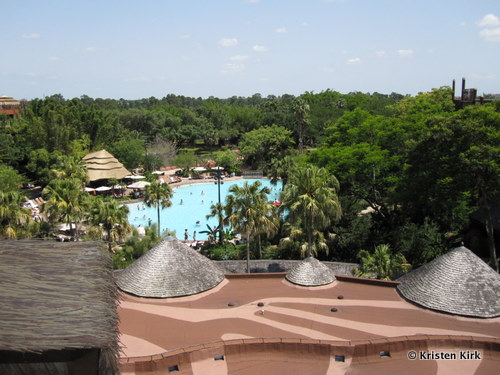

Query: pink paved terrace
<box><xmin>118</xmin><ymin>274</ymin><xmax>500</xmax><ymax>374</ymax></box>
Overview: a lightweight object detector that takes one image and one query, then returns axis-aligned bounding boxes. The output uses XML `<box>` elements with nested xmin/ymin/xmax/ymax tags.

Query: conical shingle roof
<box><xmin>82</xmin><ymin>149</ymin><xmax>130</xmax><ymax>182</ymax></box>
<box><xmin>116</xmin><ymin>237</ymin><xmax>225</xmax><ymax>298</ymax></box>
<box><xmin>285</xmin><ymin>257</ymin><xmax>336</xmax><ymax>286</ymax></box>
<box><xmin>397</xmin><ymin>246</ymin><xmax>500</xmax><ymax>318</ymax></box>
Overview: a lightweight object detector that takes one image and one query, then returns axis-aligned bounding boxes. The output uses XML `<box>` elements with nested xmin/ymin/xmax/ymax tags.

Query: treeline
<box><xmin>0</xmin><ymin>88</ymin><xmax>498</xmax><ymax>271</ymax></box>
<box><xmin>0</xmin><ymin>90</ymin><xmax>403</xmax><ymax>183</ymax></box>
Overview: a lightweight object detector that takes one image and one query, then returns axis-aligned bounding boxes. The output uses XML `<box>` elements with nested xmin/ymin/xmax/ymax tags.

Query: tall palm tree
<box><xmin>43</xmin><ymin>178</ymin><xmax>89</xmax><ymax>239</ymax></box>
<box><xmin>292</xmin><ymin>98</ymin><xmax>310</xmax><ymax>154</ymax></box>
<box><xmin>0</xmin><ymin>191</ymin><xmax>34</xmax><ymax>239</ymax></box>
<box><xmin>280</xmin><ymin>165</ymin><xmax>342</xmax><ymax>258</ymax></box>
<box><xmin>225</xmin><ymin>181</ymin><xmax>278</xmax><ymax>273</ymax></box>
<box><xmin>144</xmin><ymin>181</ymin><xmax>173</xmax><ymax>237</ymax></box>
<box><xmin>89</xmin><ymin>199</ymin><xmax>131</xmax><ymax>252</ymax></box>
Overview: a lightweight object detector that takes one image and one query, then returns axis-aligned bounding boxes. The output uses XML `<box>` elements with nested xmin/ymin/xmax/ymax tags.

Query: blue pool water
<box><xmin>126</xmin><ymin>178</ymin><xmax>282</xmax><ymax>240</ymax></box>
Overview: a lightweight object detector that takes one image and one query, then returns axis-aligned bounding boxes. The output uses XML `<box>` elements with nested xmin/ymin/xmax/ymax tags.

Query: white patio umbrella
<box><xmin>127</xmin><ymin>181</ymin><xmax>151</xmax><ymax>189</ymax></box>
<box><xmin>124</xmin><ymin>175</ymin><xmax>146</xmax><ymax>180</ymax></box>
<box><xmin>95</xmin><ymin>186</ymin><xmax>112</xmax><ymax>192</ymax></box>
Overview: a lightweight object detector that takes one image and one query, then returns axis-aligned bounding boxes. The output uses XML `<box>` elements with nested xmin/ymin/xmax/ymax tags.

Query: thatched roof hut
<box><xmin>397</xmin><ymin>246</ymin><xmax>500</xmax><ymax>318</ymax></box>
<box><xmin>0</xmin><ymin>240</ymin><xmax>119</xmax><ymax>374</ymax></box>
<box><xmin>285</xmin><ymin>257</ymin><xmax>336</xmax><ymax>286</ymax></box>
<box><xmin>82</xmin><ymin>149</ymin><xmax>129</xmax><ymax>182</ymax></box>
<box><xmin>116</xmin><ymin>237</ymin><xmax>225</xmax><ymax>298</ymax></box>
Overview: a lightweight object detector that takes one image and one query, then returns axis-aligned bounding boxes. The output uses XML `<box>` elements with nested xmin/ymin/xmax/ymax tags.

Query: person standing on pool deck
<box><xmin>184</xmin><ymin>229</ymin><xmax>189</xmax><ymax>242</ymax></box>
<box><xmin>193</xmin><ymin>231</ymin><xmax>197</xmax><ymax>241</ymax></box>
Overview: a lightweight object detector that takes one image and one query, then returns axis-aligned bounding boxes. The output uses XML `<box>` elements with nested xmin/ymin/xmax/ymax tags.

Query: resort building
<box><xmin>117</xmin><ymin>238</ymin><xmax>500</xmax><ymax>375</ymax></box>
<box><xmin>0</xmin><ymin>96</ymin><xmax>21</xmax><ymax>116</ymax></box>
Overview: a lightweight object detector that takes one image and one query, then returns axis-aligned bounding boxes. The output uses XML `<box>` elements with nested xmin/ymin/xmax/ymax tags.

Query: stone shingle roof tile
<box><xmin>285</xmin><ymin>257</ymin><xmax>336</xmax><ymax>286</ymax></box>
<box><xmin>397</xmin><ymin>246</ymin><xmax>500</xmax><ymax>318</ymax></box>
<box><xmin>116</xmin><ymin>237</ymin><xmax>225</xmax><ymax>298</ymax></box>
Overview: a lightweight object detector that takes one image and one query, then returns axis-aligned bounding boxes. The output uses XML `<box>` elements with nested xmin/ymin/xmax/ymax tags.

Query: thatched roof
<box><xmin>0</xmin><ymin>240</ymin><xmax>119</xmax><ymax>373</ymax></box>
<box><xmin>116</xmin><ymin>237</ymin><xmax>225</xmax><ymax>298</ymax></box>
<box><xmin>285</xmin><ymin>257</ymin><xmax>336</xmax><ymax>286</ymax></box>
<box><xmin>82</xmin><ymin>149</ymin><xmax>129</xmax><ymax>182</ymax></box>
<box><xmin>397</xmin><ymin>246</ymin><xmax>500</xmax><ymax>318</ymax></box>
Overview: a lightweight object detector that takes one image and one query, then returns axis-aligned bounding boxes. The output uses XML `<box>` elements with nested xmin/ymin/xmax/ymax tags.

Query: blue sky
<box><xmin>2</xmin><ymin>0</ymin><xmax>499</xmax><ymax>99</ymax></box>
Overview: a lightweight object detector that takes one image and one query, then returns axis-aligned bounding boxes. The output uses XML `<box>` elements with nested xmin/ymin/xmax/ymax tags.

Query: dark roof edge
<box><xmin>225</xmin><ymin>273</ymin><xmax>286</xmax><ymax>279</ymax></box>
<box><xmin>335</xmin><ymin>275</ymin><xmax>400</xmax><ymax>287</ymax></box>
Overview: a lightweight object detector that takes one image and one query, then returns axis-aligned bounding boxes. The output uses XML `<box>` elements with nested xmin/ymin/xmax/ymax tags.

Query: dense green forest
<box><xmin>0</xmin><ymin>88</ymin><xmax>498</xmax><ymax>272</ymax></box>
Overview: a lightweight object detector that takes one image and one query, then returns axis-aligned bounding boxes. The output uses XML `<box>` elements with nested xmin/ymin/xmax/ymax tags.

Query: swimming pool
<box><xmin>126</xmin><ymin>178</ymin><xmax>282</xmax><ymax>240</ymax></box>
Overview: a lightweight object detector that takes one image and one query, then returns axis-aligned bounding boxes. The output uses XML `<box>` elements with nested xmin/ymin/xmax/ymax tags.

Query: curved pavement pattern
<box><xmin>118</xmin><ymin>275</ymin><xmax>500</xmax><ymax>374</ymax></box>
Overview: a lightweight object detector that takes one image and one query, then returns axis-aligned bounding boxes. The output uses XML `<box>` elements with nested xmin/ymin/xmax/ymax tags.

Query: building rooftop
<box><xmin>285</xmin><ymin>256</ymin><xmax>336</xmax><ymax>286</ymax></box>
<box><xmin>118</xmin><ymin>272</ymin><xmax>500</xmax><ymax>374</ymax></box>
<box><xmin>397</xmin><ymin>246</ymin><xmax>500</xmax><ymax>318</ymax></box>
<box><xmin>0</xmin><ymin>240</ymin><xmax>119</xmax><ymax>374</ymax></box>
<box><xmin>116</xmin><ymin>237</ymin><xmax>225</xmax><ymax>298</ymax></box>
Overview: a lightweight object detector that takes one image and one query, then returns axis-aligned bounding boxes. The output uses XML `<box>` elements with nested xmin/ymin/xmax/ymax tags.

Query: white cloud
<box><xmin>252</xmin><ymin>45</ymin><xmax>268</xmax><ymax>52</ymax></box>
<box><xmin>470</xmin><ymin>73</ymin><xmax>498</xmax><ymax>80</ymax></box>
<box><xmin>246</xmin><ymin>0</ymin><xmax>260</xmax><ymax>3</ymax></box>
<box><xmin>230</xmin><ymin>55</ymin><xmax>249</xmax><ymax>61</ymax></box>
<box><xmin>219</xmin><ymin>38</ymin><xmax>238</xmax><ymax>47</ymax></box>
<box><xmin>85</xmin><ymin>46</ymin><xmax>97</xmax><ymax>52</ymax></box>
<box><xmin>220</xmin><ymin>63</ymin><xmax>245</xmax><ymax>75</ymax></box>
<box><xmin>302</xmin><ymin>21</ymin><xmax>309</xmax><ymax>27</ymax></box>
<box><xmin>479</xmin><ymin>27</ymin><xmax>500</xmax><ymax>42</ymax></box>
<box><xmin>22</xmin><ymin>33</ymin><xmax>40</xmax><ymax>39</ymax></box>
<box><xmin>125</xmin><ymin>77</ymin><xmax>150</xmax><ymax>82</ymax></box>
<box><xmin>477</xmin><ymin>14</ymin><xmax>500</xmax><ymax>27</ymax></box>
<box><xmin>275</xmin><ymin>27</ymin><xmax>287</xmax><ymax>33</ymax></box>
<box><xmin>459</xmin><ymin>21</ymin><xmax>467</xmax><ymax>27</ymax></box>
<box><xmin>48</xmin><ymin>56</ymin><xmax>59</xmax><ymax>61</ymax></box>
<box><xmin>347</xmin><ymin>57</ymin><xmax>361</xmax><ymax>64</ymax></box>
<box><xmin>375</xmin><ymin>50</ymin><xmax>386</xmax><ymax>57</ymax></box>
<box><xmin>398</xmin><ymin>49</ymin><xmax>414</xmax><ymax>56</ymax></box>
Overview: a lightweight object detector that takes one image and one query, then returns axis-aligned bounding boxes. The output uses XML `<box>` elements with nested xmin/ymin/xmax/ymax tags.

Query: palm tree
<box><xmin>88</xmin><ymin>199</ymin><xmax>131</xmax><ymax>252</ymax></box>
<box><xmin>354</xmin><ymin>244</ymin><xmax>411</xmax><ymax>280</ymax></box>
<box><xmin>50</xmin><ymin>155</ymin><xmax>89</xmax><ymax>184</ymax></box>
<box><xmin>144</xmin><ymin>181</ymin><xmax>173</xmax><ymax>237</ymax></box>
<box><xmin>280</xmin><ymin>165</ymin><xmax>342</xmax><ymax>258</ymax></box>
<box><xmin>224</xmin><ymin>181</ymin><xmax>278</xmax><ymax>273</ymax></box>
<box><xmin>0</xmin><ymin>191</ymin><xmax>34</xmax><ymax>239</ymax></box>
<box><xmin>206</xmin><ymin>201</ymin><xmax>226</xmax><ymax>243</ymax></box>
<box><xmin>281</xmin><ymin>223</ymin><xmax>332</xmax><ymax>258</ymax></box>
<box><xmin>43</xmin><ymin>178</ymin><xmax>89</xmax><ymax>239</ymax></box>
<box><xmin>292</xmin><ymin>98</ymin><xmax>310</xmax><ymax>154</ymax></box>
<box><xmin>267</xmin><ymin>155</ymin><xmax>296</xmax><ymax>191</ymax></box>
